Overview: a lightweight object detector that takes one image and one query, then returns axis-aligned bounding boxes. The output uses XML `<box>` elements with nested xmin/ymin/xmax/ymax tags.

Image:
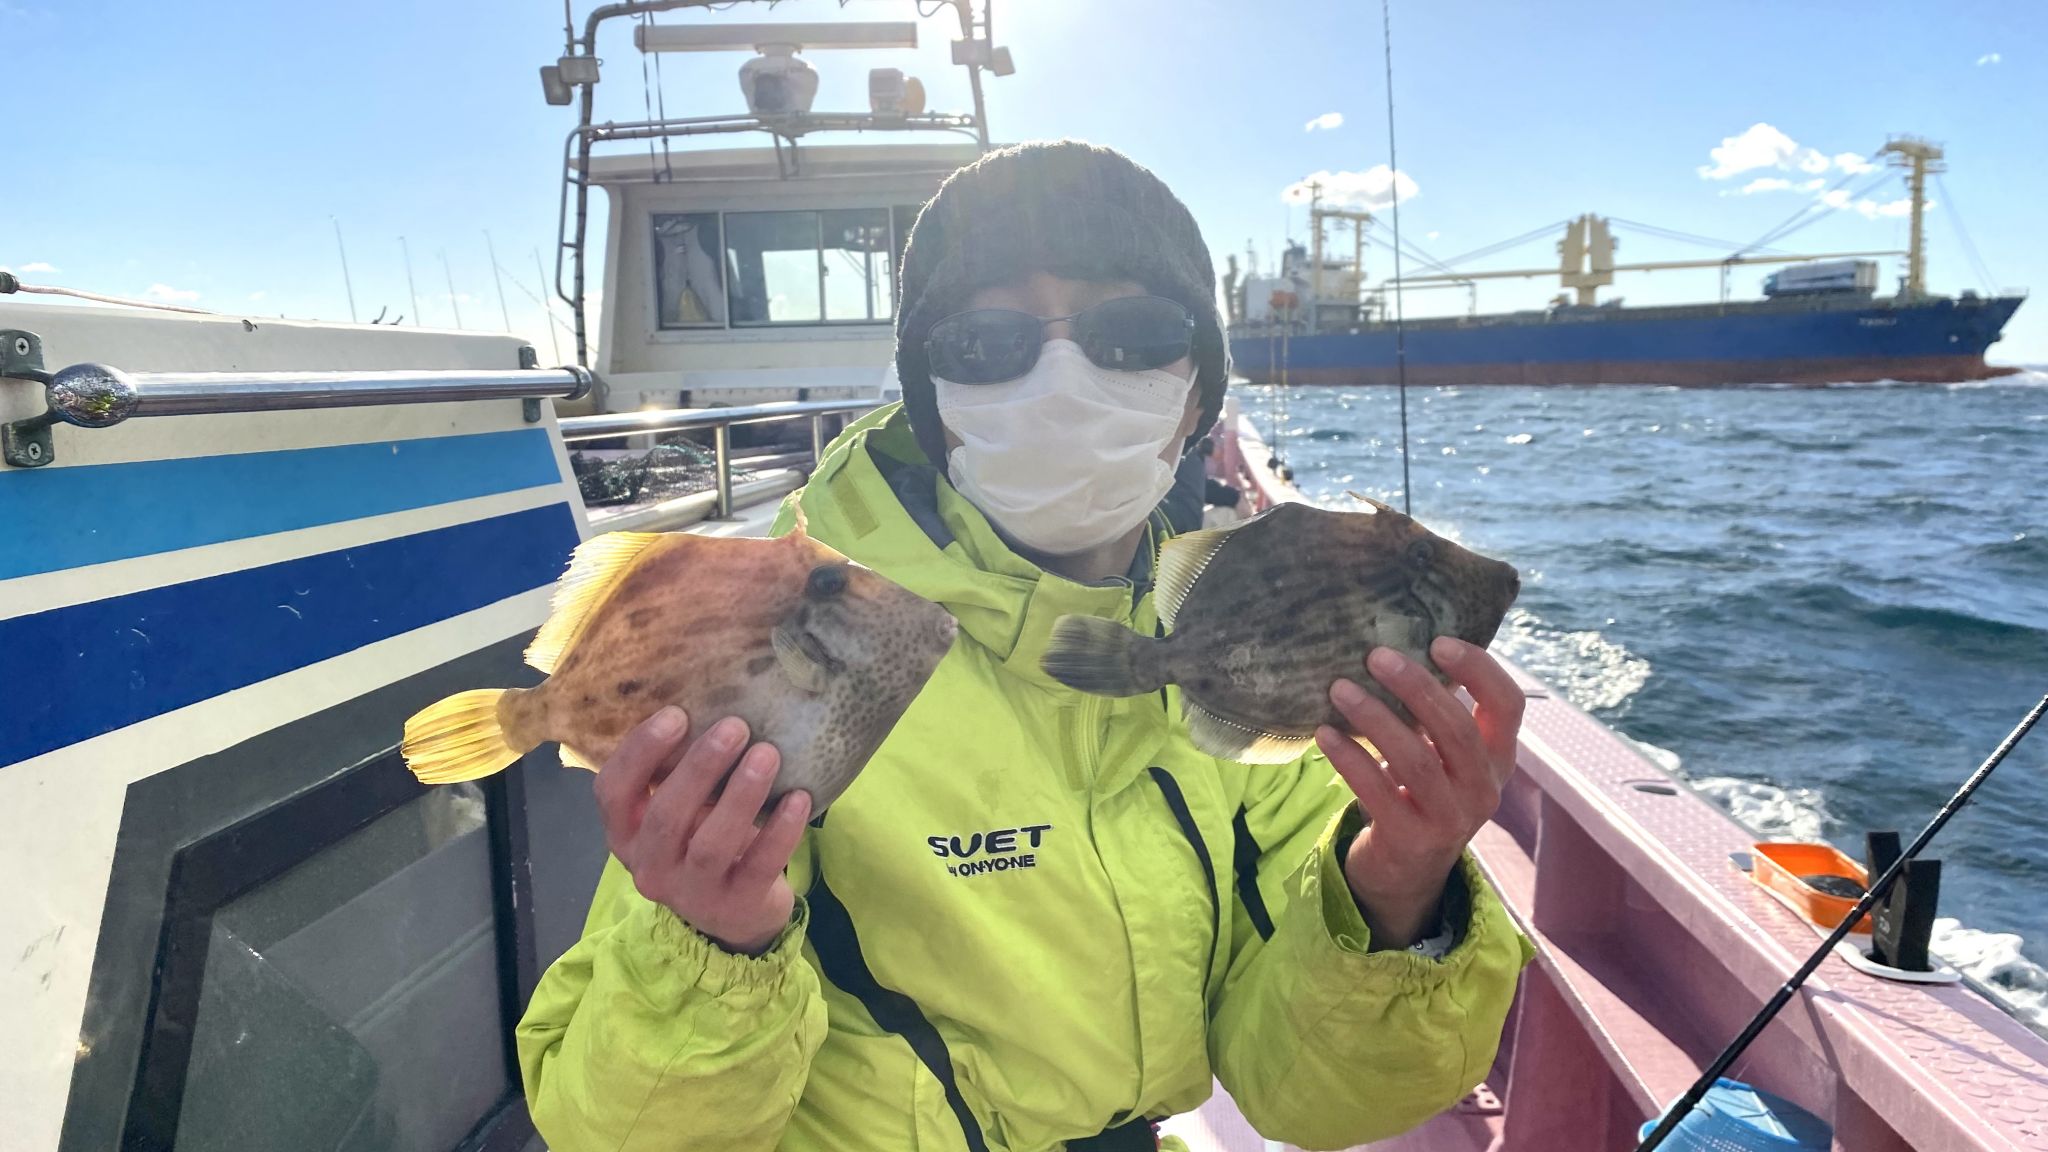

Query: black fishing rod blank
<box><xmin>1635</xmin><ymin>692</ymin><xmax>2048</xmax><ymax>1152</ymax></box>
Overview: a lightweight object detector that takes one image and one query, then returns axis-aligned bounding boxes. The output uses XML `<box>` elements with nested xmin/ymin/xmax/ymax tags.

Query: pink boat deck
<box><xmin>1169</xmin><ymin>414</ymin><xmax>2048</xmax><ymax>1152</ymax></box>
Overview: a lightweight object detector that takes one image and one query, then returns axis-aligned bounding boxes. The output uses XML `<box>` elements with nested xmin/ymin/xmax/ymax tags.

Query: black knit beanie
<box><xmin>895</xmin><ymin>140</ymin><xmax>1229</xmax><ymax>469</ymax></box>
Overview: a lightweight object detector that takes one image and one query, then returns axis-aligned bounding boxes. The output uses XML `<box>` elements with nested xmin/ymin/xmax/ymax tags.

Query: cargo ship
<box><xmin>1228</xmin><ymin>139</ymin><xmax>2027</xmax><ymax>387</ymax></box>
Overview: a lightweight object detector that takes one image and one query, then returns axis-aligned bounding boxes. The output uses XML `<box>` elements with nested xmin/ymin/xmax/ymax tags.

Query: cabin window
<box><xmin>653</xmin><ymin>213</ymin><xmax>727</xmax><ymax>328</ymax></box>
<box><xmin>725</xmin><ymin>211</ymin><xmax>827</xmax><ymax>325</ymax></box>
<box><xmin>657</xmin><ymin>205</ymin><xmax>919</xmax><ymax>330</ymax></box>
<box><xmin>168</xmin><ymin>783</ymin><xmax>512</xmax><ymax>1151</ymax></box>
<box><xmin>822</xmin><ymin>208</ymin><xmax>896</xmax><ymax>322</ymax></box>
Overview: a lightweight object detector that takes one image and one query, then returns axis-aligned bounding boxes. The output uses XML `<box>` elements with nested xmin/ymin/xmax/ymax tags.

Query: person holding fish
<box><xmin>492</xmin><ymin>141</ymin><xmax>1533</xmax><ymax>1152</ymax></box>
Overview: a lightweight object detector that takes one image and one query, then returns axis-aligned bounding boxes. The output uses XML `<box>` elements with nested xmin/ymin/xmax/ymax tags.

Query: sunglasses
<box><xmin>924</xmin><ymin>295</ymin><xmax>1195</xmax><ymax>385</ymax></box>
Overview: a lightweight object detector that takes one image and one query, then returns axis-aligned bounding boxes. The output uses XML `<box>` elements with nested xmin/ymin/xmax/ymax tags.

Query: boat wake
<box><xmin>1493</xmin><ymin>607</ymin><xmax>2048</xmax><ymax>1030</ymax></box>
<box><xmin>1492</xmin><ymin>607</ymin><xmax>1650</xmax><ymax>713</ymax></box>
<box><xmin>1628</xmin><ymin>733</ymin><xmax>2048</xmax><ymax>1031</ymax></box>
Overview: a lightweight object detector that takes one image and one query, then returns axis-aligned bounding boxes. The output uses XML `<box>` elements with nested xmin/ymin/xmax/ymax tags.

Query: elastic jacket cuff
<box><xmin>1303</xmin><ymin>807</ymin><xmax>1527</xmax><ymax>987</ymax></box>
<box><xmin>618</xmin><ymin>897</ymin><xmax>813</xmax><ymax>1003</ymax></box>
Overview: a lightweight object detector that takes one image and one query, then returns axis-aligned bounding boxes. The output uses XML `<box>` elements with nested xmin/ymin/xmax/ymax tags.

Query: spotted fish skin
<box><xmin>1040</xmin><ymin>500</ymin><xmax>1519</xmax><ymax>763</ymax></box>
<box><xmin>403</xmin><ymin>529</ymin><xmax>958</xmax><ymax>814</ymax></box>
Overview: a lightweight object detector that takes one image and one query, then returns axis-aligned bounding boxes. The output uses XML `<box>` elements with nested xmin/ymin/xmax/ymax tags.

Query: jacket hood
<box><xmin>773</xmin><ymin>404</ymin><xmax>1157</xmax><ymax>693</ymax></box>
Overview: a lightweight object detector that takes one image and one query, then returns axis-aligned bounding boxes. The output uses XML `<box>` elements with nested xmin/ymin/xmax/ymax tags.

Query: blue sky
<box><xmin>8</xmin><ymin>0</ymin><xmax>2045</xmax><ymax>360</ymax></box>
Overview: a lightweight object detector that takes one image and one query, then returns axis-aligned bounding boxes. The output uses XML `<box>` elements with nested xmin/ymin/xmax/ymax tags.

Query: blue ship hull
<box><xmin>1229</xmin><ymin>294</ymin><xmax>2025</xmax><ymax>386</ymax></box>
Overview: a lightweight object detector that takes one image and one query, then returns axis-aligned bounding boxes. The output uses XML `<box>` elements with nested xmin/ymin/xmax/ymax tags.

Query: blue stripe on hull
<box><xmin>1230</xmin><ymin>296</ymin><xmax>2023</xmax><ymax>379</ymax></box>
<box><xmin>2</xmin><ymin>502</ymin><xmax>578</xmax><ymax>767</ymax></box>
<box><xmin>0</xmin><ymin>427</ymin><xmax>564</xmax><ymax>580</ymax></box>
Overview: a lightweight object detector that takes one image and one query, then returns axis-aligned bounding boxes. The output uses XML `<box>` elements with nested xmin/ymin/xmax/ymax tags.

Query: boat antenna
<box><xmin>485</xmin><ymin>230</ymin><xmax>513</xmax><ymax>331</ymax></box>
<box><xmin>1635</xmin><ymin>692</ymin><xmax>2048</xmax><ymax>1152</ymax></box>
<box><xmin>440</xmin><ymin>249</ymin><xmax>464</xmax><ymax>330</ymax></box>
<box><xmin>1379</xmin><ymin>0</ymin><xmax>1412</xmax><ymax>515</ymax></box>
<box><xmin>331</xmin><ymin>216</ymin><xmax>359</xmax><ymax>324</ymax></box>
<box><xmin>400</xmin><ymin>236</ymin><xmax>422</xmax><ymax>327</ymax></box>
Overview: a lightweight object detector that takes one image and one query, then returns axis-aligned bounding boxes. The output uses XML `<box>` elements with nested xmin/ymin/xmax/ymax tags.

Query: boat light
<box><xmin>540</xmin><ymin>54</ymin><xmax>600</xmax><ymax>106</ymax></box>
<box><xmin>869</xmin><ymin>69</ymin><xmax>928</xmax><ymax>117</ymax></box>
<box><xmin>539</xmin><ymin>65</ymin><xmax>571</xmax><ymax>105</ymax></box>
<box><xmin>634</xmin><ymin>22</ymin><xmax>918</xmax><ymax>54</ymax></box>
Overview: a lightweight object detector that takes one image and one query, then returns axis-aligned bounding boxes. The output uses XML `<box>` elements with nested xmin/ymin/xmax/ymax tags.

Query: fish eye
<box><xmin>1406</xmin><ymin>540</ymin><xmax>1435</xmax><ymax>567</ymax></box>
<box><xmin>806</xmin><ymin>564</ymin><xmax>850</xmax><ymax>600</ymax></box>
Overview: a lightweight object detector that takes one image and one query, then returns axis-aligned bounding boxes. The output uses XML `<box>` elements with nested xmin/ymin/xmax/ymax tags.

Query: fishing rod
<box><xmin>1635</xmin><ymin>692</ymin><xmax>2048</xmax><ymax>1151</ymax></box>
<box><xmin>1379</xmin><ymin>0</ymin><xmax>1413</xmax><ymax>515</ymax></box>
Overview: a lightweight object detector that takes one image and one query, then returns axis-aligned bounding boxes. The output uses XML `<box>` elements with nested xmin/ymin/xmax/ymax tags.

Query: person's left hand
<box><xmin>1314</xmin><ymin>636</ymin><xmax>1524</xmax><ymax>950</ymax></box>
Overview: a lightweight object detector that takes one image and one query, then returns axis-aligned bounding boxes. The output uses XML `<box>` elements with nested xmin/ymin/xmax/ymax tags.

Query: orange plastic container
<box><xmin>1749</xmin><ymin>842</ymin><xmax>1872</xmax><ymax>935</ymax></box>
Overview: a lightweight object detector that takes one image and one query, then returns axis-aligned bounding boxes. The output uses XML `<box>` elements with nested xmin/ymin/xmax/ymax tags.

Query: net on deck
<box><xmin>570</xmin><ymin>443</ymin><xmax>760</xmax><ymax>507</ymax></box>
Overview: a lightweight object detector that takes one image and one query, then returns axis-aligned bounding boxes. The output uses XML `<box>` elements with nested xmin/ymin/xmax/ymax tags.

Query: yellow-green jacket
<box><xmin>517</xmin><ymin>406</ymin><xmax>1530</xmax><ymax>1152</ymax></box>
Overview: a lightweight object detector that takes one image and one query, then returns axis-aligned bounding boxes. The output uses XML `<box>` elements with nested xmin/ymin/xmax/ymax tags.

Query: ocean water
<box><xmin>1247</xmin><ymin>371</ymin><xmax>2048</xmax><ymax>1022</ymax></box>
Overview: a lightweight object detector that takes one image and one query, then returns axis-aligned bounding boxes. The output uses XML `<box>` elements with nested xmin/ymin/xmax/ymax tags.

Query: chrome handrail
<box><xmin>558</xmin><ymin>399</ymin><xmax>880</xmax><ymax>518</ymax></box>
<box><xmin>23</xmin><ymin>362</ymin><xmax>594</xmax><ymax>428</ymax></box>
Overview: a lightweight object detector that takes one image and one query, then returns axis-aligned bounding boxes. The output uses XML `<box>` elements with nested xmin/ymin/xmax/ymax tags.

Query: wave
<box><xmin>1689</xmin><ymin>579</ymin><xmax>2048</xmax><ymax>655</ymax></box>
<box><xmin>1973</xmin><ymin>532</ymin><xmax>2046</xmax><ymax>566</ymax></box>
<box><xmin>1622</xmin><ymin>737</ymin><xmax>2048</xmax><ymax>1029</ymax></box>
<box><xmin>1931</xmin><ymin>920</ymin><xmax>2048</xmax><ymax>1027</ymax></box>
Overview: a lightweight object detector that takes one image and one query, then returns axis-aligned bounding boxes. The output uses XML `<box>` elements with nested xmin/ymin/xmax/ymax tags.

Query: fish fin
<box><xmin>1183</xmin><ymin>699</ymin><xmax>1314</xmax><ymax>765</ymax></box>
<box><xmin>772</xmin><ymin>624</ymin><xmax>834</xmax><ymax>694</ymax></box>
<box><xmin>402</xmin><ymin>689</ymin><xmax>530</xmax><ymax>784</ymax></box>
<box><xmin>1345</xmin><ymin>491</ymin><xmax>1396</xmax><ymax>515</ymax></box>
<box><xmin>1155</xmin><ymin>521</ymin><xmax>1245</xmax><ymax>629</ymax></box>
<box><xmin>1041</xmin><ymin>615</ymin><xmax>1161</xmax><ymax>697</ymax></box>
<box><xmin>525</xmin><ymin>531</ymin><xmax>665</xmax><ymax>674</ymax></box>
<box><xmin>556</xmin><ymin>743</ymin><xmax>599</xmax><ymax>772</ymax></box>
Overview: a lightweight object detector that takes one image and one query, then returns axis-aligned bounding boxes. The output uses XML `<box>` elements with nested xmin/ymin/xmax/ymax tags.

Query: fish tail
<box><xmin>1041</xmin><ymin>616</ymin><xmax>1163</xmax><ymax>697</ymax></box>
<box><xmin>401</xmin><ymin>688</ymin><xmax>538</xmax><ymax>784</ymax></box>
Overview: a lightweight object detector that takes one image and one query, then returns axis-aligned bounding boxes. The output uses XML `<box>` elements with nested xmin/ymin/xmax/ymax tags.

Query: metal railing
<box><xmin>1</xmin><ymin>342</ymin><xmax>593</xmax><ymax>467</ymax></box>
<box><xmin>558</xmin><ymin>399</ymin><xmax>880</xmax><ymax>518</ymax></box>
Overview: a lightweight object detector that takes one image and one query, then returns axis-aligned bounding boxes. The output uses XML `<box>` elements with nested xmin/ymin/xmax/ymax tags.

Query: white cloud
<box><xmin>1303</xmin><ymin>111</ymin><xmax>1344</xmax><ymax>133</ymax></box>
<box><xmin>1740</xmin><ymin>177</ymin><xmax>1795</xmax><ymax>195</ymax></box>
<box><xmin>19</xmin><ymin>261</ymin><xmax>55</xmax><ymax>273</ymax></box>
<box><xmin>1699</xmin><ymin>123</ymin><xmax>1875</xmax><ymax>182</ymax></box>
<box><xmin>143</xmin><ymin>283</ymin><xmax>200</xmax><ymax>303</ymax></box>
<box><xmin>1699</xmin><ymin>122</ymin><xmax>1800</xmax><ymax>179</ymax></box>
<box><xmin>248</xmin><ymin>290</ymin><xmax>268</xmax><ymax>302</ymax></box>
<box><xmin>1799</xmin><ymin>178</ymin><xmax>1825</xmax><ymax>191</ymax></box>
<box><xmin>1819</xmin><ymin>189</ymin><xmax>1928</xmax><ymax>219</ymax></box>
<box><xmin>1977</xmin><ymin>52</ymin><xmax>2001</xmax><ymax>66</ymax></box>
<box><xmin>1426</xmin><ymin>230</ymin><xmax>1440</xmax><ymax>240</ymax></box>
<box><xmin>1282</xmin><ymin>165</ymin><xmax>1418</xmax><ymax>210</ymax></box>
<box><xmin>1856</xmin><ymin>196</ymin><xmax>1921</xmax><ymax>220</ymax></box>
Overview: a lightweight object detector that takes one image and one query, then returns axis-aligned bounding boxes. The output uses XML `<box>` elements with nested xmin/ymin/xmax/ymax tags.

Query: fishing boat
<box><xmin>1227</xmin><ymin>150</ymin><xmax>2028</xmax><ymax>388</ymax></box>
<box><xmin>5</xmin><ymin>4</ymin><xmax>2047</xmax><ymax>1151</ymax></box>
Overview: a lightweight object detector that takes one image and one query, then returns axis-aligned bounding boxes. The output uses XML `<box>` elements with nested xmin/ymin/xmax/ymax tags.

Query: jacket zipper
<box><xmin>1074</xmin><ymin>693</ymin><xmax>1106</xmax><ymax>786</ymax></box>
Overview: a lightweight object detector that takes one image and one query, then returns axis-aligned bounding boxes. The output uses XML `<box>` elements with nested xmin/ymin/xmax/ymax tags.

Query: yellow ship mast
<box><xmin>1878</xmin><ymin>136</ymin><xmax>1943</xmax><ymax>299</ymax></box>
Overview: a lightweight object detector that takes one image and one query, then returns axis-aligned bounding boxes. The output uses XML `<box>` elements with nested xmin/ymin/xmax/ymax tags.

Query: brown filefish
<box><xmin>1040</xmin><ymin>498</ymin><xmax>1519</xmax><ymax>764</ymax></box>
<box><xmin>402</xmin><ymin>524</ymin><xmax>957</xmax><ymax>813</ymax></box>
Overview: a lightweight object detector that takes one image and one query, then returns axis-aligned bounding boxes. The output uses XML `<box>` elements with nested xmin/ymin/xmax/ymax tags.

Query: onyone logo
<box><xmin>927</xmin><ymin>824</ymin><xmax>1053</xmax><ymax>878</ymax></box>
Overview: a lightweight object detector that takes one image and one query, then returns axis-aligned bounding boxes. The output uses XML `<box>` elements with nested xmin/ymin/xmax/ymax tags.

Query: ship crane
<box><xmin>1391</xmin><ymin>215</ymin><xmax>1904</xmax><ymax>306</ymax></box>
<box><xmin>1386</xmin><ymin>136</ymin><xmax>1955</xmax><ymax>307</ymax></box>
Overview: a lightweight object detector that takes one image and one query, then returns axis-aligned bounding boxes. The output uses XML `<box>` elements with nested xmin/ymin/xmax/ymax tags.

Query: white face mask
<box><xmin>935</xmin><ymin>339</ymin><xmax>1194</xmax><ymax>556</ymax></box>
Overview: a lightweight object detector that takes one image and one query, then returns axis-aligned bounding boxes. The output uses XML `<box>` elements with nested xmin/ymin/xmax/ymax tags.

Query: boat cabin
<box><xmin>587</xmin><ymin>142</ymin><xmax>981</xmax><ymax>409</ymax></box>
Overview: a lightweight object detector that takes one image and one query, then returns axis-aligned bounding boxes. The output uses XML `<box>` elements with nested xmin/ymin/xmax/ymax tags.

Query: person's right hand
<box><xmin>594</xmin><ymin>706</ymin><xmax>812</xmax><ymax>956</ymax></box>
